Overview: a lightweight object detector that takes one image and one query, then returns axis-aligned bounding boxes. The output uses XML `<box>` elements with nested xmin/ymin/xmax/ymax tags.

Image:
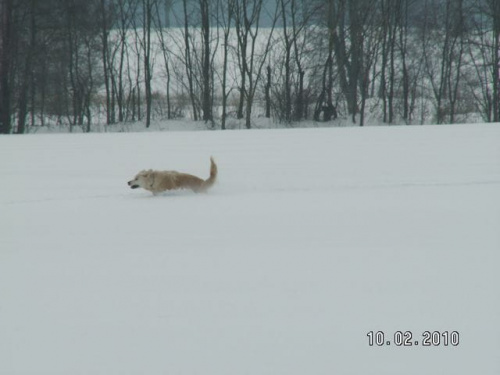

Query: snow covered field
<box><xmin>1</xmin><ymin>124</ymin><xmax>499</xmax><ymax>375</ymax></box>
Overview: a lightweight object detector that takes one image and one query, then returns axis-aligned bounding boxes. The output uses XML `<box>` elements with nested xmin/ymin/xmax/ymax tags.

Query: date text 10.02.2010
<box><xmin>366</xmin><ymin>331</ymin><xmax>459</xmax><ymax>347</ymax></box>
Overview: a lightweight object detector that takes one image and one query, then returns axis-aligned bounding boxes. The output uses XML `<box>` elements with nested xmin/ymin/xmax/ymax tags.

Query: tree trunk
<box><xmin>398</xmin><ymin>0</ymin><xmax>410</xmax><ymax>122</ymax></box>
<box><xmin>200</xmin><ymin>0</ymin><xmax>212</xmax><ymax>122</ymax></box>
<box><xmin>236</xmin><ymin>22</ymin><xmax>247</xmax><ymax>120</ymax></box>
<box><xmin>183</xmin><ymin>0</ymin><xmax>198</xmax><ymax>121</ymax></box>
<box><xmin>265</xmin><ymin>65</ymin><xmax>271</xmax><ymax>118</ymax></box>
<box><xmin>491</xmin><ymin>0</ymin><xmax>500</xmax><ymax>122</ymax></box>
<box><xmin>100</xmin><ymin>0</ymin><xmax>112</xmax><ymax>125</ymax></box>
<box><xmin>0</xmin><ymin>0</ymin><xmax>12</xmax><ymax>134</ymax></box>
<box><xmin>17</xmin><ymin>58</ymin><xmax>31</xmax><ymax>134</ymax></box>
<box><xmin>29</xmin><ymin>0</ymin><xmax>36</xmax><ymax>129</ymax></box>
<box><xmin>281</xmin><ymin>0</ymin><xmax>292</xmax><ymax>124</ymax></box>
<box><xmin>221</xmin><ymin>0</ymin><xmax>234</xmax><ymax>130</ymax></box>
<box><xmin>143</xmin><ymin>0</ymin><xmax>153</xmax><ymax>128</ymax></box>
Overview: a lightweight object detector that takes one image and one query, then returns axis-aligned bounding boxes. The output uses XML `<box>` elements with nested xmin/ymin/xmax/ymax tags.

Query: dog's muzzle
<box><xmin>128</xmin><ymin>181</ymin><xmax>139</xmax><ymax>189</ymax></box>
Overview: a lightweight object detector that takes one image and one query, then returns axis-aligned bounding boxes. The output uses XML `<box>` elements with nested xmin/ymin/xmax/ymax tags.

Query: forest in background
<box><xmin>0</xmin><ymin>0</ymin><xmax>499</xmax><ymax>134</ymax></box>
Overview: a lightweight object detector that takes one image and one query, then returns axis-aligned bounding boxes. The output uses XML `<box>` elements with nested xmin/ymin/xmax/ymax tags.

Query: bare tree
<box><xmin>280</xmin><ymin>0</ymin><xmax>294</xmax><ymax>124</ymax></box>
<box><xmin>291</xmin><ymin>0</ymin><xmax>314</xmax><ymax>121</ymax></box>
<box><xmin>115</xmin><ymin>0</ymin><xmax>139</xmax><ymax>122</ymax></box>
<box><xmin>313</xmin><ymin>0</ymin><xmax>338</xmax><ymax>123</ymax></box>
<box><xmin>265</xmin><ymin>65</ymin><xmax>271</xmax><ymax>118</ymax></box>
<box><xmin>398</xmin><ymin>0</ymin><xmax>411</xmax><ymax>122</ymax></box>
<box><xmin>0</xmin><ymin>0</ymin><xmax>12</xmax><ymax>134</ymax></box>
<box><xmin>420</xmin><ymin>0</ymin><xmax>467</xmax><ymax>124</ymax></box>
<box><xmin>488</xmin><ymin>0</ymin><xmax>500</xmax><ymax>122</ymax></box>
<box><xmin>131</xmin><ymin>13</ymin><xmax>142</xmax><ymax>122</ymax></box>
<box><xmin>200</xmin><ymin>0</ymin><xmax>213</xmax><ymax>122</ymax></box>
<box><xmin>234</xmin><ymin>0</ymin><xmax>279</xmax><ymax>128</ymax></box>
<box><xmin>182</xmin><ymin>0</ymin><xmax>199</xmax><ymax>120</ymax></box>
<box><xmin>153</xmin><ymin>0</ymin><xmax>173</xmax><ymax>119</ymax></box>
<box><xmin>379</xmin><ymin>0</ymin><xmax>399</xmax><ymax>123</ymax></box>
<box><xmin>15</xmin><ymin>0</ymin><xmax>37</xmax><ymax>134</ymax></box>
<box><xmin>217</xmin><ymin>0</ymin><xmax>235</xmax><ymax>129</ymax></box>
<box><xmin>468</xmin><ymin>0</ymin><xmax>500</xmax><ymax>122</ymax></box>
<box><xmin>274</xmin><ymin>0</ymin><xmax>316</xmax><ymax>124</ymax></box>
<box><xmin>100</xmin><ymin>0</ymin><xmax>112</xmax><ymax>125</ymax></box>
<box><xmin>313</xmin><ymin>0</ymin><xmax>377</xmax><ymax>125</ymax></box>
<box><xmin>358</xmin><ymin>8</ymin><xmax>380</xmax><ymax>127</ymax></box>
<box><xmin>446</xmin><ymin>0</ymin><xmax>467</xmax><ymax>124</ymax></box>
<box><xmin>142</xmin><ymin>0</ymin><xmax>154</xmax><ymax>127</ymax></box>
<box><xmin>64</xmin><ymin>0</ymin><xmax>101</xmax><ymax>131</ymax></box>
<box><xmin>234</xmin><ymin>0</ymin><xmax>251</xmax><ymax>120</ymax></box>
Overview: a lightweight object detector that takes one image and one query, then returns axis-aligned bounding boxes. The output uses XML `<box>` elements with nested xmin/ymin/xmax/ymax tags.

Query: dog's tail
<box><xmin>200</xmin><ymin>156</ymin><xmax>217</xmax><ymax>192</ymax></box>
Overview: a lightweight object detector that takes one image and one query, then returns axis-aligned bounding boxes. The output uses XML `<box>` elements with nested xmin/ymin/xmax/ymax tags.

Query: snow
<box><xmin>1</xmin><ymin>124</ymin><xmax>499</xmax><ymax>375</ymax></box>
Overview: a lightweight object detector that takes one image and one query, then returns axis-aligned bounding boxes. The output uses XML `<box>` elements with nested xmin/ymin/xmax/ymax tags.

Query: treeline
<box><xmin>0</xmin><ymin>0</ymin><xmax>499</xmax><ymax>134</ymax></box>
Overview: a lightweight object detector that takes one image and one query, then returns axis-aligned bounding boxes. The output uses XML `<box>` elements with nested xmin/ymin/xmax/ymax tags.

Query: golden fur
<box><xmin>128</xmin><ymin>157</ymin><xmax>217</xmax><ymax>194</ymax></box>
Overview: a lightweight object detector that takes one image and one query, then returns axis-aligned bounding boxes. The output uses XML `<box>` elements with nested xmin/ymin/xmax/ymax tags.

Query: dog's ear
<box><xmin>145</xmin><ymin>170</ymin><xmax>155</xmax><ymax>185</ymax></box>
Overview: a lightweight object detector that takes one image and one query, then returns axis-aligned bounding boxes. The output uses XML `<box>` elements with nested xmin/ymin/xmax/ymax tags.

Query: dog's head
<box><xmin>127</xmin><ymin>170</ymin><xmax>153</xmax><ymax>189</ymax></box>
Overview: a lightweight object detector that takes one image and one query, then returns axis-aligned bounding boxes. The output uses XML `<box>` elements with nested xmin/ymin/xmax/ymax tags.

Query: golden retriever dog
<box><xmin>128</xmin><ymin>157</ymin><xmax>217</xmax><ymax>195</ymax></box>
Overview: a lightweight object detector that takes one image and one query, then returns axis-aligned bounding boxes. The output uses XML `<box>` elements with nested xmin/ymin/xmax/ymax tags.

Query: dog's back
<box><xmin>170</xmin><ymin>157</ymin><xmax>216</xmax><ymax>193</ymax></box>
